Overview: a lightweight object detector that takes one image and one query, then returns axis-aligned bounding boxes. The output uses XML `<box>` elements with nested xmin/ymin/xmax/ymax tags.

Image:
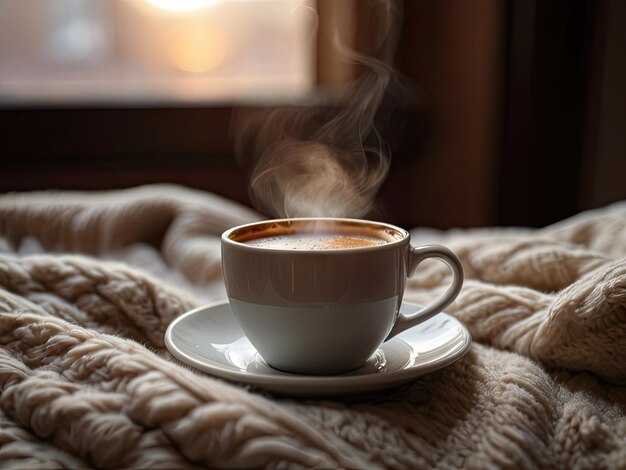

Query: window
<box><xmin>0</xmin><ymin>0</ymin><xmax>317</xmax><ymax>105</ymax></box>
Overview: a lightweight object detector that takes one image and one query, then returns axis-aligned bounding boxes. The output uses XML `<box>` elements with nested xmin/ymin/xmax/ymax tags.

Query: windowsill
<box><xmin>0</xmin><ymin>76</ymin><xmax>321</xmax><ymax>108</ymax></box>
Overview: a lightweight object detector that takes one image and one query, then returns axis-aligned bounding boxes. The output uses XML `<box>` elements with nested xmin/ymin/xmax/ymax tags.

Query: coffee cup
<box><xmin>221</xmin><ymin>218</ymin><xmax>463</xmax><ymax>375</ymax></box>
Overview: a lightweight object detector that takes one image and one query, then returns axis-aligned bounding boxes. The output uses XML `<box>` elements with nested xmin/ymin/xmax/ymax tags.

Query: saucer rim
<box><xmin>165</xmin><ymin>299</ymin><xmax>472</xmax><ymax>387</ymax></box>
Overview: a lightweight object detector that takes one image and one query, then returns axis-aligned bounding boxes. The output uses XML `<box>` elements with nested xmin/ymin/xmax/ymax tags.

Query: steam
<box><xmin>234</xmin><ymin>0</ymin><xmax>404</xmax><ymax>219</ymax></box>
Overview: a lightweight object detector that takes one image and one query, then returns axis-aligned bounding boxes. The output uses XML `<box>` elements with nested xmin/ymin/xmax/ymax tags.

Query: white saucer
<box><xmin>165</xmin><ymin>300</ymin><xmax>471</xmax><ymax>398</ymax></box>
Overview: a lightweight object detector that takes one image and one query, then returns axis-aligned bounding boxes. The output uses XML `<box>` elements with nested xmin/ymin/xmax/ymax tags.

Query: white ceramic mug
<box><xmin>221</xmin><ymin>218</ymin><xmax>463</xmax><ymax>375</ymax></box>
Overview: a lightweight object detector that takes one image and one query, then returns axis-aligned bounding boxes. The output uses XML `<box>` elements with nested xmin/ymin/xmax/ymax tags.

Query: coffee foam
<box><xmin>230</xmin><ymin>220</ymin><xmax>404</xmax><ymax>249</ymax></box>
<box><xmin>243</xmin><ymin>233</ymin><xmax>386</xmax><ymax>250</ymax></box>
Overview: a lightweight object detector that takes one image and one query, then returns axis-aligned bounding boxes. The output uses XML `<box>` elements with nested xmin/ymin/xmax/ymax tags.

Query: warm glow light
<box><xmin>144</xmin><ymin>0</ymin><xmax>219</xmax><ymax>13</ymax></box>
<box><xmin>168</xmin><ymin>24</ymin><xmax>226</xmax><ymax>73</ymax></box>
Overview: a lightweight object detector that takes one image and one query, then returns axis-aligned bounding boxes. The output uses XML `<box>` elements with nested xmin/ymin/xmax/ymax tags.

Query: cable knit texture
<box><xmin>0</xmin><ymin>184</ymin><xmax>625</xmax><ymax>469</ymax></box>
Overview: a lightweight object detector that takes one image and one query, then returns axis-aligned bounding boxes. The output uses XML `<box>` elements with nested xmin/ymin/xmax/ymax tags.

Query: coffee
<box><xmin>243</xmin><ymin>233</ymin><xmax>387</xmax><ymax>250</ymax></box>
<box><xmin>229</xmin><ymin>219</ymin><xmax>402</xmax><ymax>251</ymax></box>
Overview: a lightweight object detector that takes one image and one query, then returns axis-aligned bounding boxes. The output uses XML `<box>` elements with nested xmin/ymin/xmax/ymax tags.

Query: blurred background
<box><xmin>1</xmin><ymin>0</ymin><xmax>624</xmax><ymax>229</ymax></box>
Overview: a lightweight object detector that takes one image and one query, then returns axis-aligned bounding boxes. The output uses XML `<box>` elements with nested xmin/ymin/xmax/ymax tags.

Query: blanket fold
<box><xmin>1</xmin><ymin>184</ymin><xmax>625</xmax><ymax>469</ymax></box>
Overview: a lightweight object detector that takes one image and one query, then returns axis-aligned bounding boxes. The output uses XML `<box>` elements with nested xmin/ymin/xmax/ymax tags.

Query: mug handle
<box><xmin>386</xmin><ymin>244</ymin><xmax>464</xmax><ymax>340</ymax></box>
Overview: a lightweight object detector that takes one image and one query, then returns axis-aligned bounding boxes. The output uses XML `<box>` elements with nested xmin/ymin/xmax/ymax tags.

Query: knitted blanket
<box><xmin>0</xmin><ymin>185</ymin><xmax>625</xmax><ymax>469</ymax></box>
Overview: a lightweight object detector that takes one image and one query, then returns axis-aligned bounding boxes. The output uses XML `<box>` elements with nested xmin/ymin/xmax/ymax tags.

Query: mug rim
<box><xmin>221</xmin><ymin>217</ymin><xmax>410</xmax><ymax>254</ymax></box>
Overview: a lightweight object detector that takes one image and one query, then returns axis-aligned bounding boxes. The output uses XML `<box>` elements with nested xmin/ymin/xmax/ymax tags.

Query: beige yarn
<box><xmin>0</xmin><ymin>185</ymin><xmax>625</xmax><ymax>469</ymax></box>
